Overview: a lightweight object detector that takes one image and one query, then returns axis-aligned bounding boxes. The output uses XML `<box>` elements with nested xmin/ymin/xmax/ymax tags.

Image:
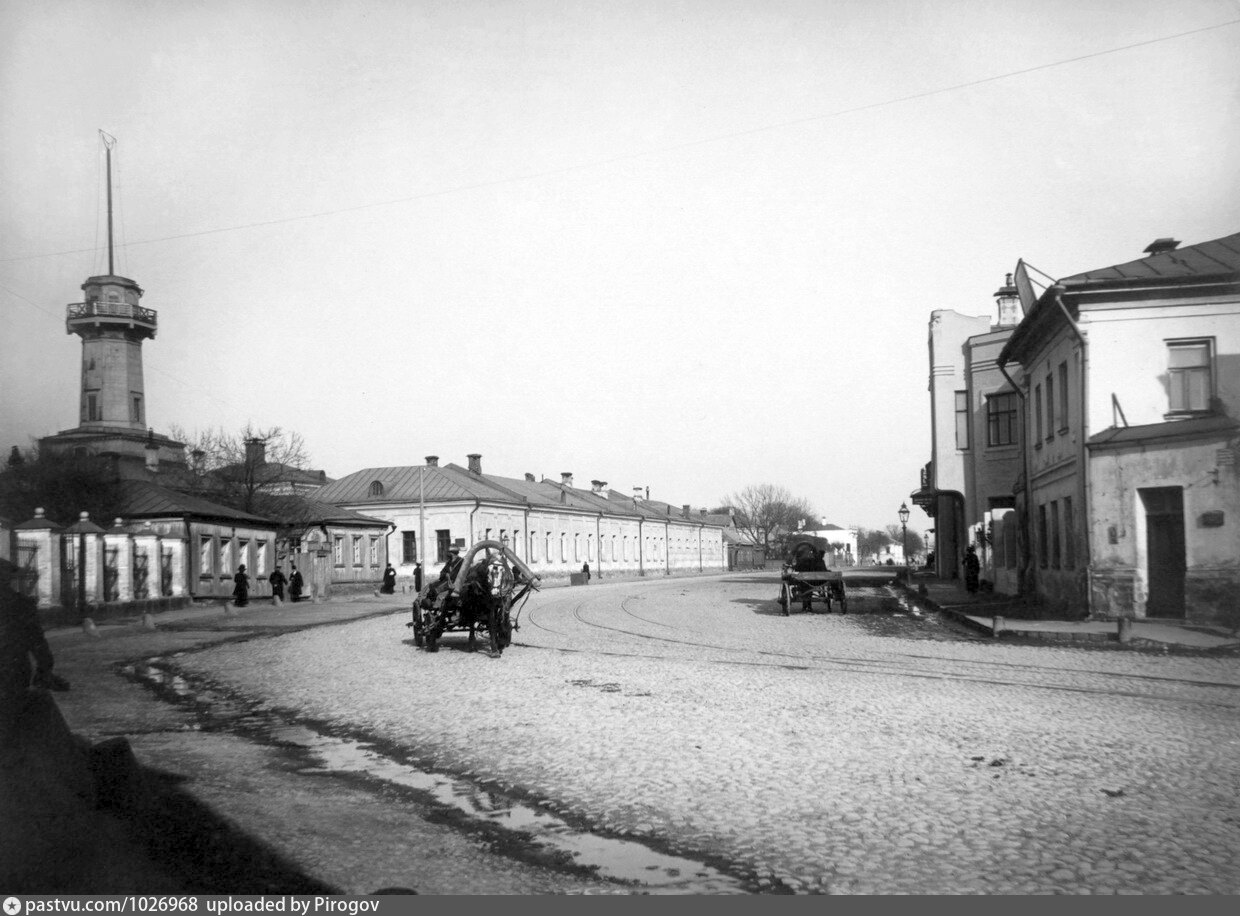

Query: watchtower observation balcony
<box><xmin>66</xmin><ymin>274</ymin><xmax>157</xmax><ymax>340</ymax></box>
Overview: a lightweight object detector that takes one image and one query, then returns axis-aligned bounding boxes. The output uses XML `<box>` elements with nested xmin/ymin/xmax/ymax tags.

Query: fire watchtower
<box><xmin>39</xmin><ymin>133</ymin><xmax>184</xmax><ymax>476</ymax></box>
<box><xmin>67</xmin><ymin>273</ymin><xmax>157</xmax><ymax>430</ymax></box>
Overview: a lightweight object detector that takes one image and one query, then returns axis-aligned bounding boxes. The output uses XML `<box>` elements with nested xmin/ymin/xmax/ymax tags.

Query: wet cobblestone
<box><xmin>146</xmin><ymin>574</ymin><xmax>1240</xmax><ymax>894</ymax></box>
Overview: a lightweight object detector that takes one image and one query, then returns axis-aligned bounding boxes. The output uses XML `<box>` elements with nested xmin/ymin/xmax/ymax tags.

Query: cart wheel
<box><xmin>779</xmin><ymin>583</ymin><xmax>791</xmax><ymax>616</ymax></box>
<box><xmin>414</xmin><ymin>629</ymin><xmax>424</xmax><ymax>648</ymax></box>
<box><xmin>425</xmin><ymin>632</ymin><xmax>438</xmax><ymax>652</ymax></box>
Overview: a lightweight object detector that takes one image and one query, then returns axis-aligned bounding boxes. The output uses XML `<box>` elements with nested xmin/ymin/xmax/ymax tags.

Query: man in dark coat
<box><xmin>963</xmin><ymin>546</ymin><xmax>981</xmax><ymax>594</ymax></box>
<box><xmin>288</xmin><ymin>565</ymin><xmax>304</xmax><ymax>602</ymax></box>
<box><xmin>2</xmin><ymin>559</ymin><xmax>69</xmax><ymax>745</ymax></box>
<box><xmin>268</xmin><ymin>566</ymin><xmax>287</xmax><ymax>601</ymax></box>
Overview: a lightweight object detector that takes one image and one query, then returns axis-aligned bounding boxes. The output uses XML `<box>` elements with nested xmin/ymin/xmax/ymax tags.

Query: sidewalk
<box><xmin>901</xmin><ymin>574</ymin><xmax>1240</xmax><ymax>651</ymax></box>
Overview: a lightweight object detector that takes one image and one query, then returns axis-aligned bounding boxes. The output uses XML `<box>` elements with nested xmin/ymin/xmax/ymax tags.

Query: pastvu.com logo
<box><xmin>4</xmin><ymin>897</ymin><xmax>22</xmax><ymax>915</ymax></box>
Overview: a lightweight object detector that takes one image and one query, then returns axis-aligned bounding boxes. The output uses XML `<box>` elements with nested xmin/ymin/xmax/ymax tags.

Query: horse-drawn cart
<box><xmin>777</xmin><ymin>537</ymin><xmax>847</xmax><ymax>615</ymax></box>
<box><xmin>408</xmin><ymin>539</ymin><xmax>540</xmax><ymax>655</ymax></box>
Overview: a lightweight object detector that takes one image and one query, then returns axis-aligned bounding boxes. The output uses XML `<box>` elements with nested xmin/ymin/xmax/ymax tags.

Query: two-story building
<box><xmin>998</xmin><ymin>233</ymin><xmax>1240</xmax><ymax>624</ymax></box>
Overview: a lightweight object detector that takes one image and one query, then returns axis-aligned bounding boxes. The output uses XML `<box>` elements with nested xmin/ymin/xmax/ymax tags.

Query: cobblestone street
<box><xmin>84</xmin><ymin>571</ymin><xmax>1239</xmax><ymax>895</ymax></box>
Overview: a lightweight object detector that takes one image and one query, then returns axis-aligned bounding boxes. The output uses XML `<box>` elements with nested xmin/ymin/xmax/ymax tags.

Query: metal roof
<box><xmin>1062</xmin><ymin>232</ymin><xmax>1240</xmax><ymax>285</ymax></box>
<box><xmin>250</xmin><ymin>494</ymin><xmax>390</xmax><ymax>528</ymax></box>
<box><xmin>313</xmin><ymin>464</ymin><xmax>516</xmax><ymax>504</ymax></box>
<box><xmin>116</xmin><ymin>480</ymin><xmax>276</xmax><ymax>524</ymax></box>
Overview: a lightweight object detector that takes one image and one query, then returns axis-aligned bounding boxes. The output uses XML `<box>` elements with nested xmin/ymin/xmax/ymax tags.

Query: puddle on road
<box><xmin>122</xmin><ymin>658</ymin><xmax>758</xmax><ymax>895</ymax></box>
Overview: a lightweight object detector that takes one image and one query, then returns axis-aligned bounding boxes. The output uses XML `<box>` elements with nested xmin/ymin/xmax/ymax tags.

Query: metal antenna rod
<box><xmin>100</xmin><ymin>130</ymin><xmax>117</xmax><ymax>275</ymax></box>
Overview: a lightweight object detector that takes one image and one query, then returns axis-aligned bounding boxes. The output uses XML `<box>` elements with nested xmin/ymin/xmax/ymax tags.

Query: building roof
<box><xmin>250</xmin><ymin>494</ymin><xmax>391</xmax><ymax>529</ymax></box>
<box><xmin>1062</xmin><ymin>232</ymin><xmax>1240</xmax><ymax>285</ymax></box>
<box><xmin>1087</xmin><ymin>415</ymin><xmax>1240</xmax><ymax>451</ymax></box>
<box><xmin>314</xmin><ymin>464</ymin><xmax>517</xmax><ymax>504</ymax></box>
<box><xmin>316</xmin><ymin>462</ymin><xmax>725</xmax><ymax>527</ymax></box>
<box><xmin>116</xmin><ymin>479</ymin><xmax>276</xmax><ymax>525</ymax></box>
<box><xmin>1001</xmin><ymin>230</ymin><xmax>1240</xmax><ymax>366</ymax></box>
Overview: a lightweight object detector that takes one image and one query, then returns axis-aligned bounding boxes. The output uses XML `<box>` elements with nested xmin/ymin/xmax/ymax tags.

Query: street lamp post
<box><xmin>898</xmin><ymin>502</ymin><xmax>910</xmax><ymax>568</ymax></box>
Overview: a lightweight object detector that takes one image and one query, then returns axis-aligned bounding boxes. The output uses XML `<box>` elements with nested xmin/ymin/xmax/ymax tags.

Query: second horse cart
<box><xmin>777</xmin><ymin>537</ymin><xmax>848</xmax><ymax>615</ymax></box>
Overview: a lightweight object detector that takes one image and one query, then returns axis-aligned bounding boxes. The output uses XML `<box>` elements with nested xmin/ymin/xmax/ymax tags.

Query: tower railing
<box><xmin>67</xmin><ymin>300</ymin><xmax>158</xmax><ymax>325</ymax></box>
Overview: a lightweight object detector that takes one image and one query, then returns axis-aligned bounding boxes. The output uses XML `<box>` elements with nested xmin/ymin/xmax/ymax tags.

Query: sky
<box><xmin>2</xmin><ymin>0</ymin><xmax>1238</xmax><ymax>536</ymax></box>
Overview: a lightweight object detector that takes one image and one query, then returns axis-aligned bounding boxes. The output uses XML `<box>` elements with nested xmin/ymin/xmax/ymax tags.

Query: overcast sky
<box><xmin>2</xmin><ymin>0</ymin><xmax>1238</xmax><ymax>534</ymax></box>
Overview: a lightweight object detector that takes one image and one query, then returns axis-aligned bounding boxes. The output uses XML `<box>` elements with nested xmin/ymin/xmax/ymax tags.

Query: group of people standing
<box><xmin>231</xmin><ymin>563</ymin><xmax>304</xmax><ymax>606</ymax></box>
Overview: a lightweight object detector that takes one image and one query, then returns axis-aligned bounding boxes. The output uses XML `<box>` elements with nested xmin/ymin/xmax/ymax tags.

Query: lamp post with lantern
<box><xmin>898</xmin><ymin>502</ymin><xmax>910</xmax><ymax>568</ymax></box>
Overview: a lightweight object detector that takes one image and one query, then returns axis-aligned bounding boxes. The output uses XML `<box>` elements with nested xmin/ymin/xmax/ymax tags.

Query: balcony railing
<box><xmin>66</xmin><ymin>300</ymin><xmax>158</xmax><ymax>326</ymax></box>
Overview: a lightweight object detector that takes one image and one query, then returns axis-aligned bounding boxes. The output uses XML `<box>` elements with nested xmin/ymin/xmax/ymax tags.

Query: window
<box><xmin>1063</xmin><ymin>497</ymin><xmax>1075</xmax><ymax>570</ymax></box>
<box><xmin>1168</xmin><ymin>339</ymin><xmax>1213</xmax><ymax>413</ymax></box>
<box><xmin>545</xmin><ymin>532</ymin><xmax>552</xmax><ymax>562</ymax></box>
<box><xmin>1045</xmin><ymin>372</ymin><xmax>1055</xmax><ymax>439</ymax></box>
<box><xmin>1050</xmin><ymin>501</ymin><xmax>1060</xmax><ymax>569</ymax></box>
<box><xmin>436</xmin><ymin>530</ymin><xmax>450</xmax><ymax>563</ymax></box>
<box><xmin>560</xmin><ymin>534</ymin><xmax>567</xmax><ymax>562</ymax></box>
<box><xmin>352</xmin><ymin>536</ymin><xmax>362</xmax><ymax>566</ymax></box>
<box><xmin>238</xmin><ymin>540</ymin><xmax>250</xmax><ymax>572</ymax></box>
<box><xmin>368</xmin><ymin>536</ymin><xmax>378</xmax><ymax>566</ymax></box>
<box><xmin>333</xmin><ymin>536</ymin><xmax>343</xmax><ymax>566</ymax></box>
<box><xmin>1037</xmin><ymin>505</ymin><xmax>1048</xmax><ymax>568</ymax></box>
<box><xmin>256</xmin><ymin>541</ymin><xmax>267</xmax><ymax>576</ymax></box>
<box><xmin>574</xmin><ymin>533</ymin><xmax>581</xmax><ymax>561</ymax></box>
<box><xmin>1058</xmin><ymin>362</ymin><xmax>1069</xmax><ymax>432</ymax></box>
<box><xmin>1034</xmin><ymin>384</ymin><xmax>1043</xmax><ymax>443</ymax></box>
<box><xmin>611</xmin><ymin>536</ymin><xmax>617</xmax><ymax>561</ymax></box>
<box><xmin>219</xmin><ymin>539</ymin><xmax>233</xmax><ymax>576</ymax></box>
<box><xmin>402</xmin><ymin>531</ymin><xmax>417</xmax><ymax>563</ymax></box>
<box><xmin>131</xmin><ymin>394</ymin><xmax>143</xmax><ymax>424</ymax></box>
<box><xmin>200</xmin><ymin>537</ymin><xmax>213</xmax><ymax>576</ymax></box>
<box><xmin>955</xmin><ymin>391</ymin><xmax>969</xmax><ymax>450</ymax></box>
<box><xmin>368</xmin><ymin>480</ymin><xmax>384</xmax><ymax>497</ymax></box>
<box><xmin>986</xmin><ymin>393</ymin><xmax>1018</xmax><ymax>446</ymax></box>
<box><xmin>85</xmin><ymin>391</ymin><xmax>100</xmax><ymax>422</ymax></box>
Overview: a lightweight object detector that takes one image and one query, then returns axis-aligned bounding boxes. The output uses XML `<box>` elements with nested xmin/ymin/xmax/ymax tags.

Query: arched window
<box><xmin>368</xmin><ymin>480</ymin><xmax>384</xmax><ymax>497</ymax></box>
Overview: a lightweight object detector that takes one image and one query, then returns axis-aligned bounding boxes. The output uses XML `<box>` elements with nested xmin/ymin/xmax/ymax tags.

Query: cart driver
<box><xmin>422</xmin><ymin>545</ymin><xmax>463</xmax><ymax>609</ymax></box>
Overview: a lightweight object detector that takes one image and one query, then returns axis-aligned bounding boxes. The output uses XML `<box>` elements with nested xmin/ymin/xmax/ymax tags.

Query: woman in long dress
<box><xmin>288</xmin><ymin>565</ymin><xmax>304</xmax><ymax>603</ymax></box>
<box><xmin>233</xmin><ymin>564</ymin><xmax>250</xmax><ymax>607</ymax></box>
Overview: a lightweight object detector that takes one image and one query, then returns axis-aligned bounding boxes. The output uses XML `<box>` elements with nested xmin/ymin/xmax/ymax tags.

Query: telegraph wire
<box><xmin>1</xmin><ymin>17</ymin><xmax>1237</xmax><ymax>265</ymax></box>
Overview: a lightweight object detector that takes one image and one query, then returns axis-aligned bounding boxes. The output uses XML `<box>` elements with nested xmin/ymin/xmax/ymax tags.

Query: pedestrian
<box><xmin>268</xmin><ymin>566</ymin><xmax>286</xmax><ymax>601</ymax></box>
<box><xmin>288</xmin><ymin>565</ymin><xmax>304</xmax><ymax>603</ymax></box>
<box><xmin>1</xmin><ymin>559</ymin><xmax>70</xmax><ymax>751</ymax></box>
<box><xmin>380</xmin><ymin>563</ymin><xmax>397</xmax><ymax>595</ymax></box>
<box><xmin>582</xmin><ymin>561</ymin><xmax>591</xmax><ymax>584</ymax></box>
<box><xmin>962</xmin><ymin>545</ymin><xmax>981</xmax><ymax>594</ymax></box>
<box><xmin>233</xmin><ymin>563</ymin><xmax>250</xmax><ymax>607</ymax></box>
<box><xmin>413</xmin><ymin>562</ymin><xmax>423</xmax><ymax>594</ymax></box>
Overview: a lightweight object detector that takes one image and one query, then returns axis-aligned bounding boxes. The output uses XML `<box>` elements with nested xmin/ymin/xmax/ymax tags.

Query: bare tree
<box><xmin>719</xmin><ymin>484</ymin><xmax>815</xmax><ymax>555</ymax></box>
<box><xmin>169</xmin><ymin>422</ymin><xmax>310</xmax><ymax>513</ymax></box>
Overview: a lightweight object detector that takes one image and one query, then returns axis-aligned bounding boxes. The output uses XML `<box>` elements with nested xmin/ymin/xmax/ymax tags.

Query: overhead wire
<box><xmin>1</xmin><ymin>16</ymin><xmax>1236</xmax><ymax>266</ymax></box>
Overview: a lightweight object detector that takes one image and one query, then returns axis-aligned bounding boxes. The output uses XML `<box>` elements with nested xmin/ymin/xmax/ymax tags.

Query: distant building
<box><xmin>314</xmin><ymin>454</ymin><xmax>727</xmax><ymax>580</ymax></box>
<box><xmin>912</xmin><ymin>275</ymin><xmax>1024</xmax><ymax>587</ymax></box>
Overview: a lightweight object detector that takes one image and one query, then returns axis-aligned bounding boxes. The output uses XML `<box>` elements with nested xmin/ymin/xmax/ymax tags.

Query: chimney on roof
<box><xmin>591</xmin><ymin>479</ymin><xmax>608</xmax><ymax>497</ymax></box>
<box><xmin>425</xmin><ymin>456</ymin><xmax>438</xmax><ymax>467</ymax></box>
<box><xmin>633</xmin><ymin>486</ymin><xmax>643</xmax><ymax>504</ymax></box>
<box><xmin>561</xmin><ymin>472</ymin><xmax>573</xmax><ymax>487</ymax></box>
<box><xmin>467</xmin><ymin>453</ymin><xmax>482</xmax><ymax>475</ymax></box>
<box><xmin>524</xmin><ymin>473</ymin><xmax>535</xmax><ymax>482</ymax></box>
<box><xmin>993</xmin><ymin>272</ymin><xmax>1020</xmax><ymax>329</ymax></box>
<box><xmin>700</xmin><ymin>508</ymin><xmax>707</xmax><ymax>517</ymax></box>
<box><xmin>682</xmin><ymin>504</ymin><xmax>690</xmax><ymax>518</ymax></box>
<box><xmin>1144</xmin><ymin>237</ymin><xmax>1180</xmax><ymax>256</ymax></box>
<box><xmin>245</xmin><ymin>437</ymin><xmax>266</xmax><ymax>466</ymax></box>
